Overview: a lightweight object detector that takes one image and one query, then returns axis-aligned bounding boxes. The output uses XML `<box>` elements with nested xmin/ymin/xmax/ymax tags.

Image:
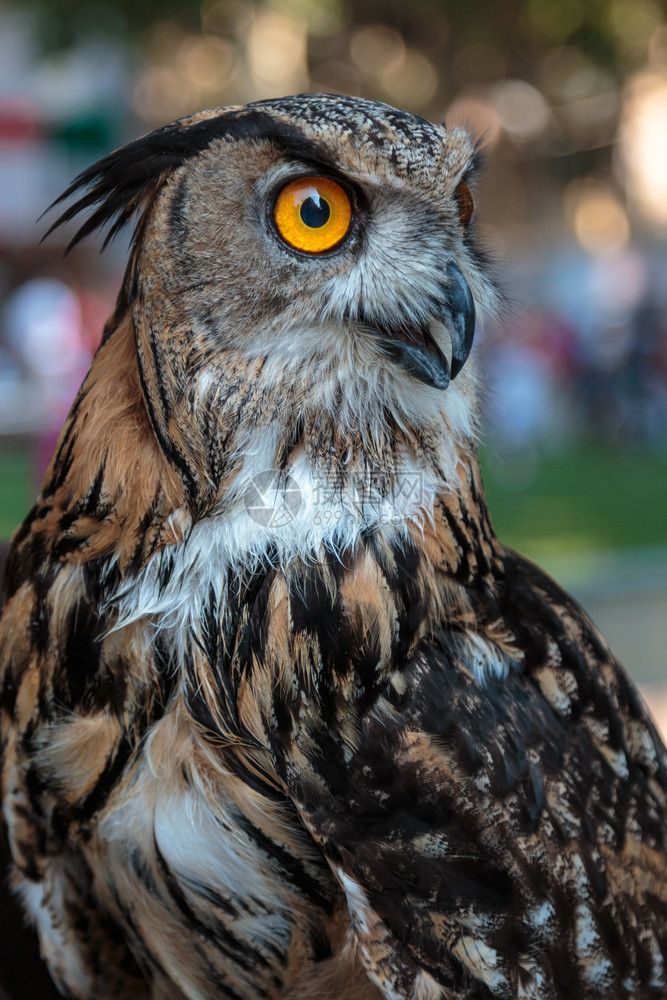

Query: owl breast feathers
<box><xmin>0</xmin><ymin>94</ymin><xmax>665</xmax><ymax>1000</ymax></box>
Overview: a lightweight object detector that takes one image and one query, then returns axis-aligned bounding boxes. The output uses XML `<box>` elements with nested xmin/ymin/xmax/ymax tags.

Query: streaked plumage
<box><xmin>0</xmin><ymin>94</ymin><xmax>665</xmax><ymax>1000</ymax></box>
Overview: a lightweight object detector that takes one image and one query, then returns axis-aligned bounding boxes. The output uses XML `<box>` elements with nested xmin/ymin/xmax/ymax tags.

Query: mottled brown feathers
<box><xmin>1</xmin><ymin>94</ymin><xmax>666</xmax><ymax>1000</ymax></box>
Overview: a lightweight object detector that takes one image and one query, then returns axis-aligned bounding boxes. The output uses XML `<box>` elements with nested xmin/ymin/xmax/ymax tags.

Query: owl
<box><xmin>0</xmin><ymin>94</ymin><xmax>666</xmax><ymax>1000</ymax></box>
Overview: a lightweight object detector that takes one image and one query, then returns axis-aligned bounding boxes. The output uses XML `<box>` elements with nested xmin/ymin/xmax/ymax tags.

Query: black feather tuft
<box><xmin>40</xmin><ymin>107</ymin><xmax>291</xmax><ymax>254</ymax></box>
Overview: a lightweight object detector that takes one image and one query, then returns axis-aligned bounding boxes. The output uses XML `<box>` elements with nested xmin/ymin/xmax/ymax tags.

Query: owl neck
<box><xmin>201</xmin><ymin>410</ymin><xmax>490</xmax><ymax>573</ymax></box>
<box><xmin>115</xmin><ymin>300</ymin><xmax>504</xmax><ymax>646</ymax></box>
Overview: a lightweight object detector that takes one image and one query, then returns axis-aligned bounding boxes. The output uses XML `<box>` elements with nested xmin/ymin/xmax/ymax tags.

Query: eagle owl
<box><xmin>0</xmin><ymin>94</ymin><xmax>666</xmax><ymax>1000</ymax></box>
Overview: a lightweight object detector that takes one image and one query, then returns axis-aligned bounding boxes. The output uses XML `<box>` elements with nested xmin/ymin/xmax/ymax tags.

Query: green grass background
<box><xmin>0</xmin><ymin>452</ymin><xmax>33</xmax><ymax>542</ymax></box>
<box><xmin>479</xmin><ymin>445</ymin><xmax>667</xmax><ymax>562</ymax></box>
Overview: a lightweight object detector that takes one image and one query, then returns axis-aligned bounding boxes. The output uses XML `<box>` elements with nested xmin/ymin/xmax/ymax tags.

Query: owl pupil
<box><xmin>300</xmin><ymin>195</ymin><xmax>330</xmax><ymax>228</ymax></box>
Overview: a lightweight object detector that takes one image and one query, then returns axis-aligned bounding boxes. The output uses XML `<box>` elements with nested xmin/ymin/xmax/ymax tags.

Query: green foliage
<box><xmin>480</xmin><ymin>445</ymin><xmax>667</xmax><ymax>560</ymax></box>
<box><xmin>0</xmin><ymin>453</ymin><xmax>34</xmax><ymax>541</ymax></box>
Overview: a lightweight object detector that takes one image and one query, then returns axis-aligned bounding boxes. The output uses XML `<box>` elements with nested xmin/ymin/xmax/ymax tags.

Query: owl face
<box><xmin>136</xmin><ymin>97</ymin><xmax>489</xmax><ymax>405</ymax></box>
<box><xmin>49</xmin><ymin>95</ymin><xmax>498</xmax><ymax>515</ymax></box>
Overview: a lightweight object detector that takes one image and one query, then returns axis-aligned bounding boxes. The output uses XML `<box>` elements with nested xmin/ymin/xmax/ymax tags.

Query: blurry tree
<box><xmin>5</xmin><ymin>0</ymin><xmax>665</xmax><ymax>73</ymax></box>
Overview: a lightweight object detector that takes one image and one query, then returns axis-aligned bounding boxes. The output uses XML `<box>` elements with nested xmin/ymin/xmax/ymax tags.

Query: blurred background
<box><xmin>0</xmin><ymin>0</ymin><xmax>665</xmax><ymax>729</ymax></box>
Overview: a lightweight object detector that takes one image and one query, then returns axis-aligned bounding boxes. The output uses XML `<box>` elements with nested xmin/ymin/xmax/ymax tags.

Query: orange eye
<box><xmin>273</xmin><ymin>176</ymin><xmax>352</xmax><ymax>254</ymax></box>
<box><xmin>455</xmin><ymin>181</ymin><xmax>475</xmax><ymax>229</ymax></box>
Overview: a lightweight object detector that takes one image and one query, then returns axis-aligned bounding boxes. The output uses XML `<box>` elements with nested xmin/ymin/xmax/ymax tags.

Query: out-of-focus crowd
<box><xmin>0</xmin><ymin>262</ymin><xmax>115</xmax><ymax>482</ymax></box>
<box><xmin>480</xmin><ymin>247</ymin><xmax>667</xmax><ymax>452</ymax></box>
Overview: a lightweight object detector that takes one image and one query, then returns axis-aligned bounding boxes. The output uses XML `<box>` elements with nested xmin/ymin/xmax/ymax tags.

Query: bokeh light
<box><xmin>620</xmin><ymin>66</ymin><xmax>667</xmax><ymax>228</ymax></box>
<box><xmin>379</xmin><ymin>49</ymin><xmax>438</xmax><ymax>109</ymax></box>
<box><xmin>489</xmin><ymin>79</ymin><xmax>551</xmax><ymax>142</ymax></box>
<box><xmin>564</xmin><ymin>177</ymin><xmax>630</xmax><ymax>256</ymax></box>
<box><xmin>444</xmin><ymin>95</ymin><xmax>502</xmax><ymax>149</ymax></box>
<box><xmin>178</xmin><ymin>34</ymin><xmax>237</xmax><ymax>93</ymax></box>
<box><xmin>608</xmin><ymin>0</ymin><xmax>662</xmax><ymax>49</ymax></box>
<box><xmin>248</xmin><ymin>10</ymin><xmax>308</xmax><ymax>96</ymax></box>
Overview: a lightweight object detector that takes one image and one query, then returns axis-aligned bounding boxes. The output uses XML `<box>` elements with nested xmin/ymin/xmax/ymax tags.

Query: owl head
<box><xmin>47</xmin><ymin>94</ymin><xmax>498</xmax><ymax>515</ymax></box>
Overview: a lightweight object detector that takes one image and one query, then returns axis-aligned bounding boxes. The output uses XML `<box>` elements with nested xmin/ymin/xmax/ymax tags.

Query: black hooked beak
<box><xmin>370</xmin><ymin>261</ymin><xmax>476</xmax><ymax>390</ymax></box>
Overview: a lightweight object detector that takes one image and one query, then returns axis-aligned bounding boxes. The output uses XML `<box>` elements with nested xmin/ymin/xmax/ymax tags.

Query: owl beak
<box><xmin>370</xmin><ymin>261</ymin><xmax>476</xmax><ymax>390</ymax></box>
<box><xmin>445</xmin><ymin>261</ymin><xmax>476</xmax><ymax>381</ymax></box>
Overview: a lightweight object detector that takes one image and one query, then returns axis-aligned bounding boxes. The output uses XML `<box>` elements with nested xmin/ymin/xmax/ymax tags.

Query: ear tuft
<box><xmin>41</xmin><ymin>107</ymin><xmax>270</xmax><ymax>254</ymax></box>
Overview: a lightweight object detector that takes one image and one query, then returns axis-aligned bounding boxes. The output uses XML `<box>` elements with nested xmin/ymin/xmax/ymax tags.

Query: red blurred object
<box><xmin>0</xmin><ymin>98</ymin><xmax>41</xmax><ymax>144</ymax></box>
